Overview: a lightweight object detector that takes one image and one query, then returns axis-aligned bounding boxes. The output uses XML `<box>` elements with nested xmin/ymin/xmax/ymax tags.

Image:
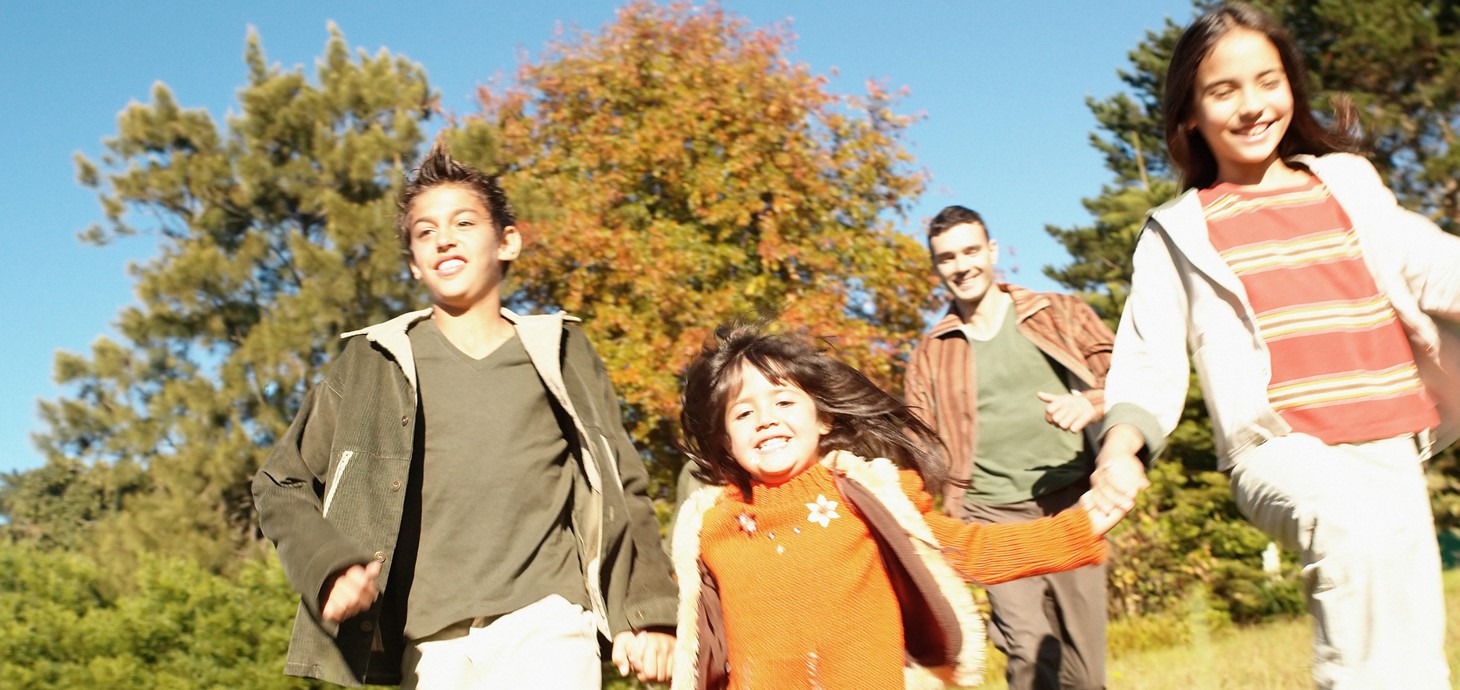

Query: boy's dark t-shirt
<box><xmin>397</xmin><ymin>318</ymin><xmax>588</xmax><ymax>639</ymax></box>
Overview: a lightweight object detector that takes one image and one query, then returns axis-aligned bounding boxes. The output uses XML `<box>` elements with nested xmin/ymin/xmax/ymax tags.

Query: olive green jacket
<box><xmin>252</xmin><ymin>308</ymin><xmax>677</xmax><ymax>687</ymax></box>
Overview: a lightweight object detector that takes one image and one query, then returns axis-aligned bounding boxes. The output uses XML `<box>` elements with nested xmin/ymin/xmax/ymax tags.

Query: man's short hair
<box><xmin>927</xmin><ymin>205</ymin><xmax>988</xmax><ymax>245</ymax></box>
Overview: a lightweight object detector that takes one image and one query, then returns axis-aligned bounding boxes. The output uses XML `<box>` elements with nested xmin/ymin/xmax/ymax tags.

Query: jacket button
<box><xmin>390</xmin><ymin>480</ymin><xmax>402</xmax><ymax>492</ymax></box>
<box><xmin>373</xmin><ymin>551</ymin><xmax>386</xmax><ymax>562</ymax></box>
<box><xmin>361</xmin><ymin>620</ymin><xmax>373</xmax><ymax>632</ymax></box>
<box><xmin>400</xmin><ymin>415</ymin><xmax>409</xmax><ymax>426</ymax></box>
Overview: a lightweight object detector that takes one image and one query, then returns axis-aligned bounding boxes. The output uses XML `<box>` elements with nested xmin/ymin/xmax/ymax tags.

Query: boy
<box><xmin>252</xmin><ymin>142</ymin><xmax>676</xmax><ymax>688</ymax></box>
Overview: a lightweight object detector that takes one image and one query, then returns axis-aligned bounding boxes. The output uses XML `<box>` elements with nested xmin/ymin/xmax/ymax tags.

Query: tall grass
<box><xmin>977</xmin><ymin>569</ymin><xmax>1460</xmax><ymax>689</ymax></box>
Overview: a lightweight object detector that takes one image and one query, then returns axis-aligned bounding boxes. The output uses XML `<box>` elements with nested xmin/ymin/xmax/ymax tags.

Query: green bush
<box><xmin>0</xmin><ymin>541</ymin><xmax>319</xmax><ymax>690</ymax></box>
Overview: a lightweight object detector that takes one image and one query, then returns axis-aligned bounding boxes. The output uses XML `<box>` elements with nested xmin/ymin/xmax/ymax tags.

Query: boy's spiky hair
<box><xmin>395</xmin><ymin>140</ymin><xmax>517</xmax><ymax>256</ymax></box>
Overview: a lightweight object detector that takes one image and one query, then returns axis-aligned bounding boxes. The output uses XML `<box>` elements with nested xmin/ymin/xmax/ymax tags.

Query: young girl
<box><xmin>1089</xmin><ymin>3</ymin><xmax>1460</xmax><ymax>688</ymax></box>
<box><xmin>671</xmin><ymin>324</ymin><xmax>1118</xmax><ymax>690</ymax></box>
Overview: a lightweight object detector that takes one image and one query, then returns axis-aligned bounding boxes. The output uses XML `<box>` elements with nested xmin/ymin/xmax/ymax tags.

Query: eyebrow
<box><xmin>933</xmin><ymin>246</ymin><xmax>976</xmax><ymax>258</ymax></box>
<box><xmin>411</xmin><ymin>207</ymin><xmax>482</xmax><ymax>227</ymax></box>
<box><xmin>1201</xmin><ymin>68</ymin><xmax>1285</xmax><ymax>91</ymax></box>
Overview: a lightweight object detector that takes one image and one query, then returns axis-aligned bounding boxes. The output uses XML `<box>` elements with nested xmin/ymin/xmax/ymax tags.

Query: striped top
<box><xmin>1199</xmin><ymin>178</ymin><xmax>1436</xmax><ymax>444</ymax></box>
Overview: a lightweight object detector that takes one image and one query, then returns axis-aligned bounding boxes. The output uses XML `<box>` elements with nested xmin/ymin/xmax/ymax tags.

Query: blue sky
<box><xmin>0</xmin><ymin>0</ymin><xmax>1194</xmax><ymax>474</ymax></box>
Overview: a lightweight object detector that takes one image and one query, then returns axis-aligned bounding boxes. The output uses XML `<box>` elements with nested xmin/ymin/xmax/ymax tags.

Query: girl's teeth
<box><xmin>758</xmin><ymin>438</ymin><xmax>788</xmax><ymax>452</ymax></box>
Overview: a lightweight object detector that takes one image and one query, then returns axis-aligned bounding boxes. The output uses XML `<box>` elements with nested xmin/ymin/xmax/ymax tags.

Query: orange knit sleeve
<box><xmin>900</xmin><ymin>470</ymin><xmax>1107</xmax><ymax>585</ymax></box>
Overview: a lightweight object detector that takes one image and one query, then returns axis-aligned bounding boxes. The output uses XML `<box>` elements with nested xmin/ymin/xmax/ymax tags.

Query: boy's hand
<box><xmin>320</xmin><ymin>560</ymin><xmax>381</xmax><ymax>623</ymax></box>
<box><xmin>1036</xmin><ymin>391</ymin><xmax>1097</xmax><ymax>432</ymax></box>
<box><xmin>612</xmin><ymin>630</ymin><xmax>675</xmax><ymax>683</ymax></box>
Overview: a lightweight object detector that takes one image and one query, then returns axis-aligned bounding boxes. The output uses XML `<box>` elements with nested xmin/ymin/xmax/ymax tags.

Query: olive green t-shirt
<box><xmin>962</xmin><ymin>308</ymin><xmax>1089</xmax><ymax>509</ymax></box>
<box><xmin>398</xmin><ymin>318</ymin><xmax>587</xmax><ymax>640</ymax></box>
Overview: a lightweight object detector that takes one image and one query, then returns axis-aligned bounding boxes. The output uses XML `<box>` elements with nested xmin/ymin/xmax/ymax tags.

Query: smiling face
<box><xmin>406</xmin><ymin>184</ymin><xmax>521</xmax><ymax>313</ymax></box>
<box><xmin>723</xmin><ymin>362</ymin><xmax>829</xmax><ymax>486</ymax></box>
<box><xmin>930</xmin><ymin>221</ymin><xmax>998</xmax><ymax>316</ymax></box>
<box><xmin>1189</xmin><ymin>27</ymin><xmax>1294</xmax><ymax>186</ymax></box>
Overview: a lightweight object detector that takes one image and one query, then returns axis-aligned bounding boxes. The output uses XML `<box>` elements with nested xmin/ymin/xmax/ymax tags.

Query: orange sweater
<box><xmin>699</xmin><ymin>462</ymin><xmax>1105</xmax><ymax>690</ymax></box>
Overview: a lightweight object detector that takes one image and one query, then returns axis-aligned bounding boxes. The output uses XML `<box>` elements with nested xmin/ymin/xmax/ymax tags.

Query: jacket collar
<box><xmin>338</xmin><ymin>307</ymin><xmax>578</xmax><ymax>391</ymax></box>
<box><xmin>927</xmin><ymin>283</ymin><xmax>1051</xmax><ymax>339</ymax></box>
<box><xmin>1145</xmin><ymin>156</ymin><xmax>1331</xmax><ymax>300</ymax></box>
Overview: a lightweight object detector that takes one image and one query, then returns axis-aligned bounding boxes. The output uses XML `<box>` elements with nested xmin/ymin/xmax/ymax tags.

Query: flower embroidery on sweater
<box><xmin>805</xmin><ymin>495</ymin><xmax>840</xmax><ymax>527</ymax></box>
<box><xmin>737</xmin><ymin>511</ymin><xmax>758</xmax><ymax>536</ymax></box>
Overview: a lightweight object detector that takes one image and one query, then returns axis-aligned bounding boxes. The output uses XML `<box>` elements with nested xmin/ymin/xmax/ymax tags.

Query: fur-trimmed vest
<box><xmin>669</xmin><ymin>451</ymin><xmax>987</xmax><ymax>690</ymax></box>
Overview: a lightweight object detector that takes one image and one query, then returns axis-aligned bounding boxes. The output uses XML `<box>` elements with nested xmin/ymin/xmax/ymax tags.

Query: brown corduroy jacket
<box><xmin>904</xmin><ymin>284</ymin><xmax>1115</xmax><ymax>518</ymax></box>
<box><xmin>252</xmin><ymin>308</ymin><xmax>678</xmax><ymax>687</ymax></box>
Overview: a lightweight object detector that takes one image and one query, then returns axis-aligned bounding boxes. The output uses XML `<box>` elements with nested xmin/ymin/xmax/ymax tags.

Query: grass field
<box><xmin>976</xmin><ymin>569</ymin><xmax>1460</xmax><ymax>689</ymax></box>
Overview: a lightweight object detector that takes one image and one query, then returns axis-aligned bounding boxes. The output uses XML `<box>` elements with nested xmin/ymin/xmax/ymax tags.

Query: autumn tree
<box><xmin>1047</xmin><ymin>0</ymin><xmax>1460</xmax><ymax>620</ymax></box>
<box><xmin>14</xmin><ymin>27</ymin><xmax>439</xmax><ymax>569</ymax></box>
<box><xmin>463</xmin><ymin>0</ymin><xmax>937</xmax><ymax>489</ymax></box>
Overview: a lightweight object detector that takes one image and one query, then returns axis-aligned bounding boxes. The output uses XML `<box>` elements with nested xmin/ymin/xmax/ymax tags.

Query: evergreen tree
<box><xmin>18</xmin><ymin>27</ymin><xmax>439</xmax><ymax>570</ymax></box>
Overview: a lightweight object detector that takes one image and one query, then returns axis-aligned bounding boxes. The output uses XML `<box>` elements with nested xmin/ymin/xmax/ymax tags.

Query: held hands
<box><xmin>1079</xmin><ymin>492</ymin><xmax>1127</xmax><ymax>536</ymax></box>
<box><xmin>612</xmin><ymin>630</ymin><xmax>675</xmax><ymax>683</ymax></box>
<box><xmin>1036</xmin><ymin>391</ymin><xmax>1097</xmax><ymax>432</ymax></box>
<box><xmin>1087</xmin><ymin>424</ymin><xmax>1150</xmax><ymax>518</ymax></box>
<box><xmin>320</xmin><ymin>560</ymin><xmax>382</xmax><ymax>623</ymax></box>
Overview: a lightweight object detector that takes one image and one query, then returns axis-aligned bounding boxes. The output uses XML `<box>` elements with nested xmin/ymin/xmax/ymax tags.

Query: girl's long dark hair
<box><xmin>1163</xmin><ymin>2</ymin><xmax>1359</xmax><ymax>190</ymax></box>
<box><xmin>679</xmin><ymin>322</ymin><xmax>948</xmax><ymax>498</ymax></box>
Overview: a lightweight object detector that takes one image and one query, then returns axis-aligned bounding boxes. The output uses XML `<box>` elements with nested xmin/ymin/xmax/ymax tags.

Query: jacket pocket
<box><xmin>322</xmin><ymin>449</ymin><xmax>355</xmax><ymax>518</ymax></box>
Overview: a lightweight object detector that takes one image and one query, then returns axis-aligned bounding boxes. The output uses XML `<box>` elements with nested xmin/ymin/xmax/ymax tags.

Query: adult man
<box><xmin>905</xmin><ymin>205</ymin><xmax>1115</xmax><ymax>690</ymax></box>
<box><xmin>252</xmin><ymin>142</ymin><xmax>676</xmax><ymax>688</ymax></box>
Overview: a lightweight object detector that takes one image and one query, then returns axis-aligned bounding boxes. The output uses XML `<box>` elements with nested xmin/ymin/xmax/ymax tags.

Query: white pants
<box><xmin>401</xmin><ymin>594</ymin><xmax>601</xmax><ymax>689</ymax></box>
<box><xmin>1229</xmin><ymin>433</ymin><xmax>1449</xmax><ymax>690</ymax></box>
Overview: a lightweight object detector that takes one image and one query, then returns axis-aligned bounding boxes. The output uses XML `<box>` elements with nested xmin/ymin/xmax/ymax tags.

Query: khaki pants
<box><xmin>401</xmin><ymin>594</ymin><xmax>600</xmax><ymax>689</ymax></box>
<box><xmin>965</xmin><ymin>479</ymin><xmax>1107</xmax><ymax>690</ymax></box>
<box><xmin>1230</xmin><ymin>433</ymin><xmax>1450</xmax><ymax>690</ymax></box>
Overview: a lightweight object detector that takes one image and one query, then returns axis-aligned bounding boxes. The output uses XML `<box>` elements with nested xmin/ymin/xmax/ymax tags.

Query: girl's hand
<box><xmin>1079</xmin><ymin>492</ymin><xmax>1127</xmax><ymax>536</ymax></box>
<box><xmin>612</xmin><ymin>630</ymin><xmax>676</xmax><ymax>683</ymax></box>
<box><xmin>1088</xmin><ymin>424</ymin><xmax>1150</xmax><ymax>515</ymax></box>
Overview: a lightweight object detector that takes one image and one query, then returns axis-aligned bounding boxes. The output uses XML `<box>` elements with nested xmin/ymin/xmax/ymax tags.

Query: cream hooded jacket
<box><xmin>1102</xmin><ymin>153</ymin><xmax>1460</xmax><ymax>468</ymax></box>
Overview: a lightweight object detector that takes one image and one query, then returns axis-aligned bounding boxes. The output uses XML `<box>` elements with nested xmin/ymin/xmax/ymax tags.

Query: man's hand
<box><xmin>612</xmin><ymin>630</ymin><xmax>675</xmax><ymax>683</ymax></box>
<box><xmin>1088</xmin><ymin>424</ymin><xmax>1150</xmax><ymax>516</ymax></box>
<box><xmin>320</xmin><ymin>561</ymin><xmax>381</xmax><ymax>623</ymax></box>
<box><xmin>1037</xmin><ymin>391</ymin><xmax>1097</xmax><ymax>432</ymax></box>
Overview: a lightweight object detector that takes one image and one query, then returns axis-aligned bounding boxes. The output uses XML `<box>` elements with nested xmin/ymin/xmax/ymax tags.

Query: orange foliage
<box><xmin>465</xmin><ymin>1</ymin><xmax>940</xmax><ymax>482</ymax></box>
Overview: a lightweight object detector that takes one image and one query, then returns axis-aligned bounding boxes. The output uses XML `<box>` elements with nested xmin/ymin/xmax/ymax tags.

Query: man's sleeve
<box><xmin>1059</xmin><ymin>294</ymin><xmax>1117</xmax><ymax>415</ymax></box>
<box><xmin>904</xmin><ymin>345</ymin><xmax>938</xmax><ymax>440</ymax></box>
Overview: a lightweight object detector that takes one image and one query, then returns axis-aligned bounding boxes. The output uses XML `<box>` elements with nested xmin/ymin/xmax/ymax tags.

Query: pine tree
<box><xmin>20</xmin><ymin>27</ymin><xmax>440</xmax><ymax>570</ymax></box>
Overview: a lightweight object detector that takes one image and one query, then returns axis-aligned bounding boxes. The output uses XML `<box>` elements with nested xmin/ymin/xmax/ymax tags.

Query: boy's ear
<box><xmin>408</xmin><ymin>256</ymin><xmax>423</xmax><ymax>280</ymax></box>
<box><xmin>498</xmin><ymin>225</ymin><xmax>523</xmax><ymax>261</ymax></box>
